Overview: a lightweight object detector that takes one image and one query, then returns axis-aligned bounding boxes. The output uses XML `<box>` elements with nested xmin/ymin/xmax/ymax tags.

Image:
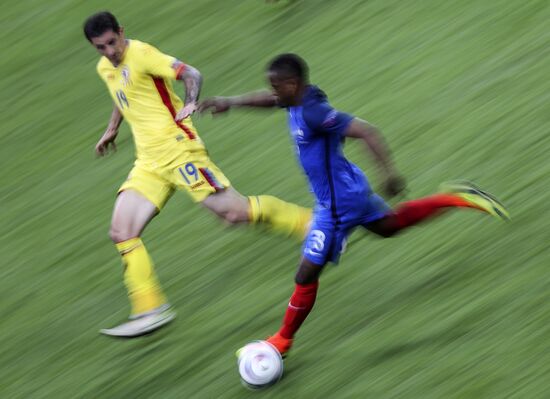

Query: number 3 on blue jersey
<box><xmin>116</xmin><ymin>89</ymin><xmax>129</xmax><ymax>109</ymax></box>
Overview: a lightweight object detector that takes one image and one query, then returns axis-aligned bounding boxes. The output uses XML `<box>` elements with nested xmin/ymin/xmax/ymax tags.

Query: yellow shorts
<box><xmin>118</xmin><ymin>149</ymin><xmax>231</xmax><ymax>209</ymax></box>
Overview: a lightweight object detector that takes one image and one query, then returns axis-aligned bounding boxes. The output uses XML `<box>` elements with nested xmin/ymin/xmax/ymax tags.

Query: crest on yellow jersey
<box><xmin>121</xmin><ymin>65</ymin><xmax>131</xmax><ymax>87</ymax></box>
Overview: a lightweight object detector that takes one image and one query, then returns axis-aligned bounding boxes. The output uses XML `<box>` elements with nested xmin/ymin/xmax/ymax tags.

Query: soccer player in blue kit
<box><xmin>200</xmin><ymin>54</ymin><xmax>509</xmax><ymax>357</ymax></box>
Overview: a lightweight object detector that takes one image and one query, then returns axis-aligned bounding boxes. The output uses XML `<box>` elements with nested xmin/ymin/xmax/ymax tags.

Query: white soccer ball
<box><xmin>238</xmin><ymin>340</ymin><xmax>283</xmax><ymax>389</ymax></box>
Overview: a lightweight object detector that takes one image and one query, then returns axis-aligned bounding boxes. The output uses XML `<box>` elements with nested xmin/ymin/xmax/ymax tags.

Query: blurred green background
<box><xmin>1</xmin><ymin>0</ymin><xmax>549</xmax><ymax>398</ymax></box>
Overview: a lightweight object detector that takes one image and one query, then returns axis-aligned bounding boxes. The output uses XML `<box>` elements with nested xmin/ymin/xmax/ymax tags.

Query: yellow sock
<box><xmin>248</xmin><ymin>195</ymin><xmax>311</xmax><ymax>240</ymax></box>
<box><xmin>116</xmin><ymin>238</ymin><xmax>167</xmax><ymax>316</ymax></box>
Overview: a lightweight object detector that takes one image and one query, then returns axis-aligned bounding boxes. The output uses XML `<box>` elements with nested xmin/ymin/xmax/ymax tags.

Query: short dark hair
<box><xmin>268</xmin><ymin>53</ymin><xmax>309</xmax><ymax>82</ymax></box>
<box><xmin>83</xmin><ymin>11</ymin><xmax>120</xmax><ymax>42</ymax></box>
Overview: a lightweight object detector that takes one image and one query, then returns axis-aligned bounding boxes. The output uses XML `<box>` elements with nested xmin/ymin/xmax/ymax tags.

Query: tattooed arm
<box><xmin>174</xmin><ymin>61</ymin><xmax>203</xmax><ymax>121</ymax></box>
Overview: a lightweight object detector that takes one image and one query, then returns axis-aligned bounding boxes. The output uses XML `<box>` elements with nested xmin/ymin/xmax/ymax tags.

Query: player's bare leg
<box><xmin>110</xmin><ymin>189</ymin><xmax>158</xmax><ymax>241</ymax></box>
<box><xmin>100</xmin><ymin>189</ymin><xmax>175</xmax><ymax>338</ymax></box>
<box><xmin>201</xmin><ymin>187</ymin><xmax>250</xmax><ymax>223</ymax></box>
<box><xmin>201</xmin><ymin>187</ymin><xmax>311</xmax><ymax>239</ymax></box>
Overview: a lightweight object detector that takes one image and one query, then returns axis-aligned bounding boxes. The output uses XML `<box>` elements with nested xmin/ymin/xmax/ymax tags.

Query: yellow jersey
<box><xmin>97</xmin><ymin>40</ymin><xmax>203</xmax><ymax>165</ymax></box>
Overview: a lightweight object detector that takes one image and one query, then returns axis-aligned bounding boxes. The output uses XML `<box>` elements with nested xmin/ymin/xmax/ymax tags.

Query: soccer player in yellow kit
<box><xmin>84</xmin><ymin>12</ymin><xmax>311</xmax><ymax>337</ymax></box>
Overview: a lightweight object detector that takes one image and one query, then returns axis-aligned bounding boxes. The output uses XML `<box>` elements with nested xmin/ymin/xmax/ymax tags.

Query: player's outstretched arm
<box><xmin>198</xmin><ymin>91</ymin><xmax>278</xmax><ymax>115</ymax></box>
<box><xmin>175</xmin><ymin>63</ymin><xmax>203</xmax><ymax>121</ymax></box>
<box><xmin>345</xmin><ymin>118</ymin><xmax>406</xmax><ymax>197</ymax></box>
<box><xmin>95</xmin><ymin>104</ymin><xmax>123</xmax><ymax>157</ymax></box>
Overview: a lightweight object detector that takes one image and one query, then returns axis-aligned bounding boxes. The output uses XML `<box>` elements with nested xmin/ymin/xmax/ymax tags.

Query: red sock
<box><xmin>279</xmin><ymin>281</ymin><xmax>319</xmax><ymax>339</ymax></box>
<box><xmin>393</xmin><ymin>194</ymin><xmax>479</xmax><ymax>230</ymax></box>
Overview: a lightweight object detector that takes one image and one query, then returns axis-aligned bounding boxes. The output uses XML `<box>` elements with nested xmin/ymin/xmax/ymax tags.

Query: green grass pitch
<box><xmin>1</xmin><ymin>0</ymin><xmax>549</xmax><ymax>397</ymax></box>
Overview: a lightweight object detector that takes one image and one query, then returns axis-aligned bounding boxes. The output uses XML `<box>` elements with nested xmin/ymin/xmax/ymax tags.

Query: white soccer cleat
<box><xmin>100</xmin><ymin>305</ymin><xmax>176</xmax><ymax>338</ymax></box>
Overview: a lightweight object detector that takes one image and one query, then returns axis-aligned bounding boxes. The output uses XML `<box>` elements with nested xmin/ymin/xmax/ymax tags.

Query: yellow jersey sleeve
<box><xmin>135</xmin><ymin>42</ymin><xmax>180</xmax><ymax>80</ymax></box>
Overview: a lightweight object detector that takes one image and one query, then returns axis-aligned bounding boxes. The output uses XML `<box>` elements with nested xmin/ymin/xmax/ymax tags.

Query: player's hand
<box><xmin>175</xmin><ymin>102</ymin><xmax>197</xmax><ymax>121</ymax></box>
<box><xmin>95</xmin><ymin>128</ymin><xmax>118</xmax><ymax>157</ymax></box>
<box><xmin>383</xmin><ymin>173</ymin><xmax>407</xmax><ymax>198</ymax></box>
<box><xmin>198</xmin><ymin>97</ymin><xmax>231</xmax><ymax>115</ymax></box>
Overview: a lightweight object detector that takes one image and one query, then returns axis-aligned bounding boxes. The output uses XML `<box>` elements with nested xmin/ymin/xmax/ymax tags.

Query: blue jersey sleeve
<box><xmin>302</xmin><ymin>102</ymin><xmax>354</xmax><ymax>137</ymax></box>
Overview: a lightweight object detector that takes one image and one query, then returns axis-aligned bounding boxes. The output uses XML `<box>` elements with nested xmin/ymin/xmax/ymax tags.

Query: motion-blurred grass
<box><xmin>1</xmin><ymin>0</ymin><xmax>549</xmax><ymax>398</ymax></box>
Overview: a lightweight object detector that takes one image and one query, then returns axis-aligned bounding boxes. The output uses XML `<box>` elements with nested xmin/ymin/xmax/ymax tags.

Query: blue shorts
<box><xmin>303</xmin><ymin>193</ymin><xmax>390</xmax><ymax>265</ymax></box>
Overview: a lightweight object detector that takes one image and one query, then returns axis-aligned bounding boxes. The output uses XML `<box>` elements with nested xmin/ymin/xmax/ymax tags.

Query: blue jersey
<box><xmin>287</xmin><ymin>85</ymin><xmax>369</xmax><ymax>215</ymax></box>
<box><xmin>287</xmin><ymin>85</ymin><xmax>389</xmax><ymax>265</ymax></box>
